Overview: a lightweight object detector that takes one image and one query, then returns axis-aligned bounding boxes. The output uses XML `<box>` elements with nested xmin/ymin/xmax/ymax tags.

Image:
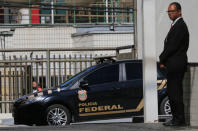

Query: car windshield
<box><xmin>60</xmin><ymin>65</ymin><xmax>97</xmax><ymax>88</ymax></box>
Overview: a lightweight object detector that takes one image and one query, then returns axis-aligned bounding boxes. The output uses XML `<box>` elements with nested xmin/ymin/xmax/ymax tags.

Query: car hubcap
<box><xmin>164</xmin><ymin>100</ymin><xmax>172</xmax><ymax>115</ymax></box>
<box><xmin>47</xmin><ymin>107</ymin><xmax>67</xmax><ymax>125</ymax></box>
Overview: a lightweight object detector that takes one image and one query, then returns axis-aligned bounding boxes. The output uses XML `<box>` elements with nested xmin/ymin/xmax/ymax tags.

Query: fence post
<box><xmin>46</xmin><ymin>50</ymin><xmax>51</xmax><ymax>89</ymax></box>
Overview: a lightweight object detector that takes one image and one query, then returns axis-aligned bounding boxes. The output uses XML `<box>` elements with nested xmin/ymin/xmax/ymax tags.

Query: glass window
<box><xmin>125</xmin><ymin>62</ymin><xmax>142</xmax><ymax>80</ymax></box>
<box><xmin>84</xmin><ymin>64</ymin><xmax>119</xmax><ymax>85</ymax></box>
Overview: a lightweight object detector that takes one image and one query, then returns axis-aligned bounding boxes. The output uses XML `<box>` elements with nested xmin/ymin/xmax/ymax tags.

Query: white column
<box><xmin>142</xmin><ymin>0</ymin><xmax>158</xmax><ymax>123</ymax></box>
<box><xmin>137</xmin><ymin>0</ymin><xmax>143</xmax><ymax>59</ymax></box>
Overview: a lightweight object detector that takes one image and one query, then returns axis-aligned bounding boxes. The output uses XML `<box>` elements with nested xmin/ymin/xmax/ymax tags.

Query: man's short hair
<box><xmin>170</xmin><ymin>2</ymin><xmax>182</xmax><ymax>11</ymax></box>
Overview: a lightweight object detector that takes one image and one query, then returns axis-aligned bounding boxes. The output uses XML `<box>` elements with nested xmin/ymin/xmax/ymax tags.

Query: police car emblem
<box><xmin>78</xmin><ymin>90</ymin><xmax>87</xmax><ymax>101</ymax></box>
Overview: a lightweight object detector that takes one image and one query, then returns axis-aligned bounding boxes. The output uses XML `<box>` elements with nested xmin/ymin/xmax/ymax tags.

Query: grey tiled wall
<box><xmin>183</xmin><ymin>65</ymin><xmax>198</xmax><ymax>126</ymax></box>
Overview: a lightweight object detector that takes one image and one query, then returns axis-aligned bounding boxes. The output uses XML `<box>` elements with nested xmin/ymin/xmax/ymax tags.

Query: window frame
<box><xmin>81</xmin><ymin>63</ymin><xmax>120</xmax><ymax>86</ymax></box>
<box><xmin>123</xmin><ymin>62</ymin><xmax>143</xmax><ymax>81</ymax></box>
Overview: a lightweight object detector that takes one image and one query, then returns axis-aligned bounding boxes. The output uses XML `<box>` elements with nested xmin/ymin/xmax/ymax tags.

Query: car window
<box><xmin>60</xmin><ymin>65</ymin><xmax>97</xmax><ymax>88</ymax></box>
<box><xmin>125</xmin><ymin>62</ymin><xmax>142</xmax><ymax>80</ymax></box>
<box><xmin>84</xmin><ymin>64</ymin><xmax>119</xmax><ymax>85</ymax></box>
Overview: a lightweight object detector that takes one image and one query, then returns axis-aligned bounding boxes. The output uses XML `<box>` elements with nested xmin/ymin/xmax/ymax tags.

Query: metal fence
<box><xmin>0</xmin><ymin>0</ymin><xmax>135</xmax><ymax>25</ymax></box>
<box><xmin>0</xmin><ymin>46</ymin><xmax>133</xmax><ymax>113</ymax></box>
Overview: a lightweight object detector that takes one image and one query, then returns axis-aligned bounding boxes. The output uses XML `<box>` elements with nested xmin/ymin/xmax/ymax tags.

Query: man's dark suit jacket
<box><xmin>159</xmin><ymin>18</ymin><xmax>189</xmax><ymax>73</ymax></box>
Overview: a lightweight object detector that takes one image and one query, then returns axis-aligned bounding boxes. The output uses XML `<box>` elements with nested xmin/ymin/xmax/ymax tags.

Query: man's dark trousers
<box><xmin>167</xmin><ymin>68</ymin><xmax>185</xmax><ymax>122</ymax></box>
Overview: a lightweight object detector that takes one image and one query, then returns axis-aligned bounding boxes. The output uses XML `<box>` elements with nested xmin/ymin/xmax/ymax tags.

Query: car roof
<box><xmin>115</xmin><ymin>59</ymin><xmax>142</xmax><ymax>64</ymax></box>
<box><xmin>93</xmin><ymin>56</ymin><xmax>160</xmax><ymax>66</ymax></box>
<box><xmin>94</xmin><ymin>56</ymin><xmax>142</xmax><ymax>64</ymax></box>
<box><xmin>96</xmin><ymin>59</ymin><xmax>161</xmax><ymax>69</ymax></box>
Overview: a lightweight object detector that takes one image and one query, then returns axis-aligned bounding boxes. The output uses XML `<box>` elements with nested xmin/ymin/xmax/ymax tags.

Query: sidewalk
<box><xmin>0</xmin><ymin>115</ymin><xmax>198</xmax><ymax>131</ymax></box>
<box><xmin>0</xmin><ymin>123</ymin><xmax>198</xmax><ymax>131</ymax></box>
<box><xmin>0</xmin><ymin>113</ymin><xmax>14</xmax><ymax>126</ymax></box>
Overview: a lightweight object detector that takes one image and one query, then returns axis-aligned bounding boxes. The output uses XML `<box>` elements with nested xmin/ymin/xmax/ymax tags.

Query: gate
<box><xmin>0</xmin><ymin>46</ymin><xmax>133</xmax><ymax>113</ymax></box>
<box><xmin>0</xmin><ymin>64</ymin><xmax>31</xmax><ymax>113</ymax></box>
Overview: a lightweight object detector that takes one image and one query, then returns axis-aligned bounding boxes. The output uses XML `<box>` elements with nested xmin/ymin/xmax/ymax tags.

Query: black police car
<box><xmin>13</xmin><ymin>58</ymin><xmax>170</xmax><ymax>126</ymax></box>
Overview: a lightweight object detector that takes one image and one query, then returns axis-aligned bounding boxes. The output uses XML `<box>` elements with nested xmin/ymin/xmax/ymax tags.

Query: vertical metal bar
<box><xmin>88</xmin><ymin>9</ymin><xmax>91</xmax><ymax>23</ymax></box>
<box><xmin>121</xmin><ymin>7</ymin><xmax>124</xmax><ymax>23</ymax></box>
<box><xmin>16</xmin><ymin>71</ymin><xmax>19</xmax><ymax>100</ymax></box>
<box><xmin>111</xmin><ymin>0</ymin><xmax>113</xmax><ymax>23</ymax></box>
<box><xmin>133</xmin><ymin>1</ymin><xmax>137</xmax><ymax>59</ymax></box>
<box><xmin>14</xmin><ymin>57</ymin><xmax>17</xmax><ymax>101</ymax></box>
<box><xmin>12</xmin><ymin>71</ymin><xmax>14</xmax><ymax>100</ymax></box>
<box><xmin>59</xmin><ymin>55</ymin><xmax>61</xmax><ymax>85</ymax></box>
<box><xmin>0</xmin><ymin>70</ymin><xmax>1</xmax><ymax>113</ymax></box>
<box><xmin>80</xmin><ymin>55</ymin><xmax>82</xmax><ymax>72</ymax></box>
<box><xmin>46</xmin><ymin>50</ymin><xmax>51</xmax><ymax>89</ymax></box>
<box><xmin>51</xmin><ymin>0</ymin><xmax>54</xmax><ymax>24</ymax></box>
<box><xmin>36</xmin><ymin>55</ymin><xmax>39</xmax><ymax>83</ymax></box>
<box><xmin>95</xmin><ymin>54</ymin><xmax>98</xmax><ymax>66</ymax></box>
<box><xmin>124</xmin><ymin>8</ymin><xmax>128</xmax><ymax>23</ymax></box>
<box><xmin>73</xmin><ymin>0</ymin><xmax>76</xmax><ymax>24</ymax></box>
<box><xmin>64</xmin><ymin>55</ymin><xmax>67</xmax><ymax>81</ymax></box>
<box><xmin>20</xmin><ymin>56</ymin><xmax>23</xmax><ymax>97</ymax></box>
<box><xmin>106</xmin><ymin>0</ymin><xmax>109</xmax><ymax>23</ymax></box>
<box><xmin>3</xmin><ymin>37</ymin><xmax>5</xmax><ymax>58</ymax></box>
<box><xmin>30</xmin><ymin>53</ymin><xmax>33</xmax><ymax>93</ymax></box>
<box><xmin>25</xmin><ymin>55</ymin><xmax>28</xmax><ymax>95</ymax></box>
<box><xmin>8</xmin><ymin>56</ymin><xmax>11</xmax><ymax>112</ymax></box>
<box><xmin>90</xmin><ymin>54</ymin><xmax>93</xmax><ymax>67</ymax></box>
<box><xmin>130</xmin><ymin>8</ymin><xmax>133</xmax><ymax>24</ymax></box>
<box><xmin>41</xmin><ymin>55</ymin><xmax>44</xmax><ymax>89</ymax></box>
<box><xmin>53</xmin><ymin>55</ymin><xmax>56</xmax><ymax>88</ymax></box>
<box><xmin>96</xmin><ymin>7</ymin><xmax>99</xmax><ymax>24</ymax></box>
<box><xmin>29</xmin><ymin>0</ymin><xmax>31</xmax><ymax>24</ymax></box>
<box><xmin>117</xmin><ymin>0</ymin><xmax>121</xmax><ymax>24</ymax></box>
<box><xmin>65</xmin><ymin>10</ymin><xmax>69</xmax><ymax>23</ymax></box>
<box><xmin>3</xmin><ymin>61</ymin><xmax>6</xmax><ymax>113</ymax></box>
<box><xmin>20</xmin><ymin>70</ymin><xmax>24</xmax><ymax>109</ymax></box>
<box><xmin>69</xmin><ymin>55</ymin><xmax>71</xmax><ymax>77</ymax></box>
<box><xmin>85</xmin><ymin>54</ymin><xmax>87</xmax><ymax>69</ymax></box>
<box><xmin>12</xmin><ymin>71</ymin><xmax>14</xmax><ymax>108</ymax></box>
<box><xmin>0</xmin><ymin>69</ymin><xmax>1</xmax><ymax>113</ymax></box>
<box><xmin>74</xmin><ymin>54</ymin><xmax>77</xmax><ymax>74</ymax></box>
<box><xmin>124</xmin><ymin>2</ymin><xmax>127</xmax><ymax>23</ymax></box>
<box><xmin>4</xmin><ymin>8</ymin><xmax>9</xmax><ymax>24</ymax></box>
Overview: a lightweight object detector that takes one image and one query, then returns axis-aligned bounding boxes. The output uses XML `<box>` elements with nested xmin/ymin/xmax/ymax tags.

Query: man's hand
<box><xmin>160</xmin><ymin>64</ymin><xmax>166</xmax><ymax>68</ymax></box>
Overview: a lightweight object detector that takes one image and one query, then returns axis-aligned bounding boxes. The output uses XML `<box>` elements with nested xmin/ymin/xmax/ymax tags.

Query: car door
<box><xmin>76</xmin><ymin>63</ymin><xmax>125</xmax><ymax>121</ymax></box>
<box><xmin>119</xmin><ymin>62</ymin><xmax>143</xmax><ymax>116</ymax></box>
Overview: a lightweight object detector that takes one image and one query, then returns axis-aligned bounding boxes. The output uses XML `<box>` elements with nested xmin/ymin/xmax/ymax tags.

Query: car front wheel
<box><xmin>160</xmin><ymin>96</ymin><xmax>172</xmax><ymax>115</ymax></box>
<box><xmin>46</xmin><ymin>104</ymin><xmax>71</xmax><ymax>126</ymax></box>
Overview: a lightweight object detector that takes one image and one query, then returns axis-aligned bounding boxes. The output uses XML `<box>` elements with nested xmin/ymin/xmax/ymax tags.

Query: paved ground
<box><xmin>0</xmin><ymin>123</ymin><xmax>198</xmax><ymax>131</ymax></box>
<box><xmin>0</xmin><ymin>115</ymin><xmax>197</xmax><ymax>131</ymax></box>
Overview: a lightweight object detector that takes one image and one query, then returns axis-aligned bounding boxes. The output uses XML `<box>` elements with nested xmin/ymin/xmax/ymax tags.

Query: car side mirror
<box><xmin>79</xmin><ymin>80</ymin><xmax>89</xmax><ymax>90</ymax></box>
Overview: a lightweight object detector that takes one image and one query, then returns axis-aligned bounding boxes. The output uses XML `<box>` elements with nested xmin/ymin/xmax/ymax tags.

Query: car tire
<box><xmin>46</xmin><ymin>104</ymin><xmax>71</xmax><ymax>126</ymax></box>
<box><xmin>160</xmin><ymin>96</ymin><xmax>172</xmax><ymax>115</ymax></box>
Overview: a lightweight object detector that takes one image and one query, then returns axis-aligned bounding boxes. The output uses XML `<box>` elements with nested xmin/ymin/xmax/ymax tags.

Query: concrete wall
<box><xmin>0</xmin><ymin>25</ymin><xmax>133</xmax><ymax>57</ymax></box>
<box><xmin>0</xmin><ymin>26</ymin><xmax>76</xmax><ymax>49</ymax></box>
<box><xmin>184</xmin><ymin>65</ymin><xmax>198</xmax><ymax>126</ymax></box>
<box><xmin>72</xmin><ymin>32</ymin><xmax>133</xmax><ymax>55</ymax></box>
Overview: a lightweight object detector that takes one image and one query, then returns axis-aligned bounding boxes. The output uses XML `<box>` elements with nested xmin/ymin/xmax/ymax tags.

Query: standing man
<box><xmin>159</xmin><ymin>2</ymin><xmax>189</xmax><ymax>126</ymax></box>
